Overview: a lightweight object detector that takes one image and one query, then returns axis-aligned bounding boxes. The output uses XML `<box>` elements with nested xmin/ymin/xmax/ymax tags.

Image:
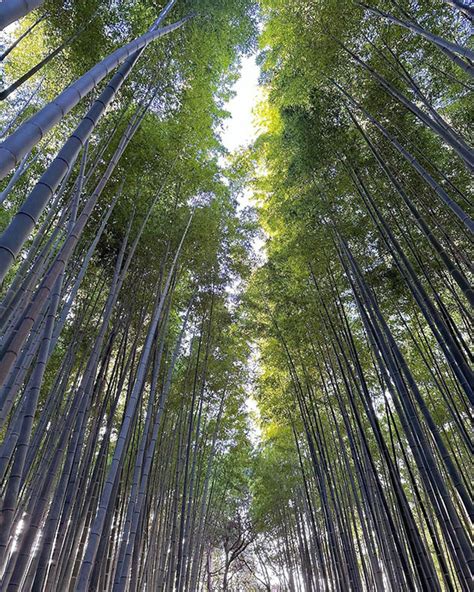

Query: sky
<box><xmin>221</xmin><ymin>55</ymin><xmax>260</xmax><ymax>153</ymax></box>
<box><xmin>220</xmin><ymin>53</ymin><xmax>267</xmax><ymax>266</ymax></box>
<box><xmin>220</xmin><ymin>55</ymin><xmax>263</xmax><ymax>441</ymax></box>
<box><xmin>220</xmin><ymin>54</ymin><xmax>266</xmax><ymax>260</ymax></box>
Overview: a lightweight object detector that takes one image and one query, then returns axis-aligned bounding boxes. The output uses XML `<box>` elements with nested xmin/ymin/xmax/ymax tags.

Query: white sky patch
<box><xmin>221</xmin><ymin>55</ymin><xmax>267</xmax><ymax>263</ymax></box>
<box><xmin>220</xmin><ymin>54</ymin><xmax>267</xmax><ymax>268</ymax></box>
<box><xmin>221</xmin><ymin>55</ymin><xmax>260</xmax><ymax>153</ymax></box>
<box><xmin>221</xmin><ymin>55</ymin><xmax>264</xmax><ymax>444</ymax></box>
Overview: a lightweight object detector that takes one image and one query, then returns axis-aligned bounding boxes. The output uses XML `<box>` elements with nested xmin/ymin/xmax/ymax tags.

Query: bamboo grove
<box><xmin>0</xmin><ymin>1</ymin><xmax>472</xmax><ymax>591</ymax></box>
<box><xmin>250</xmin><ymin>0</ymin><xmax>473</xmax><ymax>590</ymax></box>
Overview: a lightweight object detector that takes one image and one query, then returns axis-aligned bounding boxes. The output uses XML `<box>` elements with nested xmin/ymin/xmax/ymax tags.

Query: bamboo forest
<box><xmin>0</xmin><ymin>0</ymin><xmax>472</xmax><ymax>590</ymax></box>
